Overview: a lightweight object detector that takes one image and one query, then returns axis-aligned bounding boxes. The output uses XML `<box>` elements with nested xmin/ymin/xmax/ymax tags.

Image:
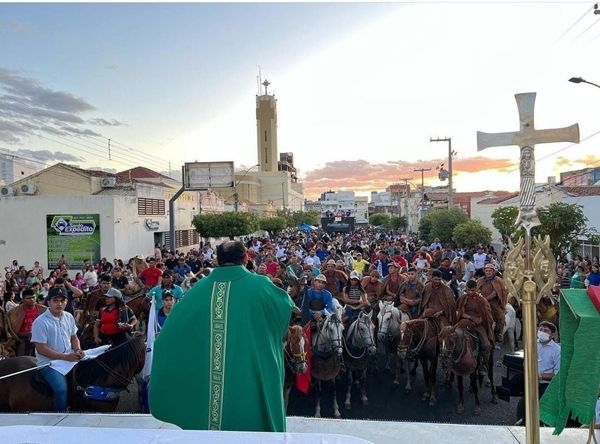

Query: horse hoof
<box><xmin>457</xmin><ymin>405</ymin><xmax>465</xmax><ymax>414</ymax></box>
<box><xmin>491</xmin><ymin>396</ymin><xmax>498</xmax><ymax>405</ymax></box>
<box><xmin>392</xmin><ymin>380</ymin><xmax>400</xmax><ymax>387</ymax></box>
<box><xmin>404</xmin><ymin>388</ymin><xmax>411</xmax><ymax>394</ymax></box>
<box><xmin>362</xmin><ymin>398</ymin><xmax>368</xmax><ymax>406</ymax></box>
<box><xmin>429</xmin><ymin>399</ymin><xmax>436</xmax><ymax>407</ymax></box>
<box><xmin>334</xmin><ymin>411</ymin><xmax>341</xmax><ymax>419</ymax></box>
<box><xmin>474</xmin><ymin>406</ymin><xmax>481</xmax><ymax>416</ymax></box>
<box><xmin>315</xmin><ymin>413</ymin><xmax>321</xmax><ymax>418</ymax></box>
<box><xmin>421</xmin><ymin>393</ymin><xmax>430</xmax><ymax>401</ymax></box>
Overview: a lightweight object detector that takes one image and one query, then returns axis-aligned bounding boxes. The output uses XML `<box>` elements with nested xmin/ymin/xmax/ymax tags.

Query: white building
<box><xmin>0</xmin><ymin>151</ymin><xmax>41</xmax><ymax>187</ymax></box>
<box><xmin>307</xmin><ymin>190</ymin><xmax>369</xmax><ymax>224</ymax></box>
<box><xmin>0</xmin><ymin>163</ymin><xmax>201</xmax><ymax>270</ymax></box>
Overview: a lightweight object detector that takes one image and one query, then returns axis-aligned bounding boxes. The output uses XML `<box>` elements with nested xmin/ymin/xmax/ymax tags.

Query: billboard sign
<box><xmin>321</xmin><ymin>217</ymin><xmax>355</xmax><ymax>233</ymax></box>
<box><xmin>47</xmin><ymin>214</ymin><xmax>101</xmax><ymax>269</ymax></box>
<box><xmin>184</xmin><ymin>161</ymin><xmax>234</xmax><ymax>190</ymax></box>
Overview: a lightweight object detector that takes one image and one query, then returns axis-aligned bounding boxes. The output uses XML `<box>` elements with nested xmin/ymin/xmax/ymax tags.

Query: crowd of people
<box><xmin>1</xmin><ymin>225</ymin><xmax>599</xmax><ymax>422</ymax></box>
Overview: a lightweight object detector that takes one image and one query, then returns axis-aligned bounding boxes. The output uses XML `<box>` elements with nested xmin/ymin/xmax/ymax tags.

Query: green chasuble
<box><xmin>540</xmin><ymin>289</ymin><xmax>600</xmax><ymax>434</ymax></box>
<box><xmin>149</xmin><ymin>265</ymin><xmax>295</xmax><ymax>432</ymax></box>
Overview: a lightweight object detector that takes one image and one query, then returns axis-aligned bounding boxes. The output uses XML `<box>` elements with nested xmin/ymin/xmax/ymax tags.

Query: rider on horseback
<box><xmin>419</xmin><ymin>270</ymin><xmax>456</xmax><ymax>328</ymax></box>
<box><xmin>455</xmin><ymin>280</ymin><xmax>494</xmax><ymax>375</ymax></box>
<box><xmin>341</xmin><ymin>271</ymin><xmax>369</xmax><ymax>326</ymax></box>
<box><xmin>300</xmin><ymin>274</ymin><xmax>335</xmax><ymax>327</ymax></box>
<box><xmin>397</xmin><ymin>267</ymin><xmax>424</xmax><ymax>319</ymax></box>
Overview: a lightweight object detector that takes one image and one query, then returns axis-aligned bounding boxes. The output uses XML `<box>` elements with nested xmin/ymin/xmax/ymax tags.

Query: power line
<box><xmin>572</xmin><ymin>16</ymin><xmax>600</xmax><ymax>42</ymax></box>
<box><xmin>555</xmin><ymin>4</ymin><xmax>595</xmax><ymax>43</ymax></box>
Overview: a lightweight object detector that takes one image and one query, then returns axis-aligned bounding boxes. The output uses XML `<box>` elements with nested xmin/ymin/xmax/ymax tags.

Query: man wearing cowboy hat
<box><xmin>476</xmin><ymin>263</ymin><xmax>508</xmax><ymax>342</ymax></box>
<box><xmin>323</xmin><ymin>259</ymin><xmax>348</xmax><ymax>298</ymax></box>
<box><xmin>300</xmin><ymin>274</ymin><xmax>335</xmax><ymax>326</ymax></box>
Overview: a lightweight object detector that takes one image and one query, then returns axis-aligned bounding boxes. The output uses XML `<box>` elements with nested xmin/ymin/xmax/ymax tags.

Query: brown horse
<box><xmin>283</xmin><ymin>325</ymin><xmax>308</xmax><ymax>411</ymax></box>
<box><xmin>0</xmin><ymin>334</ymin><xmax>145</xmax><ymax>413</ymax></box>
<box><xmin>438</xmin><ymin>326</ymin><xmax>497</xmax><ymax>415</ymax></box>
<box><xmin>0</xmin><ymin>307</ymin><xmax>16</xmax><ymax>359</ymax></box>
<box><xmin>398</xmin><ymin>318</ymin><xmax>440</xmax><ymax>406</ymax></box>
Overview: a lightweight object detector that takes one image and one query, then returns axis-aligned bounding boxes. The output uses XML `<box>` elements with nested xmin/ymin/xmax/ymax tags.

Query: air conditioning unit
<box><xmin>101</xmin><ymin>177</ymin><xmax>117</xmax><ymax>188</ymax></box>
<box><xmin>20</xmin><ymin>184</ymin><xmax>37</xmax><ymax>195</ymax></box>
<box><xmin>0</xmin><ymin>186</ymin><xmax>15</xmax><ymax>196</ymax></box>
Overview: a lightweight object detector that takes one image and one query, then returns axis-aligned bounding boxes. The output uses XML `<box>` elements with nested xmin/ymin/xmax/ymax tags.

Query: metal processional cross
<box><xmin>477</xmin><ymin>92</ymin><xmax>579</xmax><ymax>444</ymax></box>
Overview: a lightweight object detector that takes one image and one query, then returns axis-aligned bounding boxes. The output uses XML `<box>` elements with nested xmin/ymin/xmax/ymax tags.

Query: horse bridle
<box><xmin>440</xmin><ymin>328</ymin><xmax>467</xmax><ymax>365</ymax></box>
<box><xmin>284</xmin><ymin>335</ymin><xmax>307</xmax><ymax>373</ymax></box>
<box><xmin>317</xmin><ymin>316</ymin><xmax>342</xmax><ymax>352</ymax></box>
<box><xmin>343</xmin><ymin>315</ymin><xmax>374</xmax><ymax>360</ymax></box>
<box><xmin>72</xmin><ymin>341</ymin><xmax>134</xmax><ymax>394</ymax></box>
<box><xmin>398</xmin><ymin>319</ymin><xmax>428</xmax><ymax>359</ymax></box>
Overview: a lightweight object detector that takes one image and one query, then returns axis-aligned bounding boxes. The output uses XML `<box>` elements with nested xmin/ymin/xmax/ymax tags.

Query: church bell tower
<box><xmin>256</xmin><ymin>79</ymin><xmax>278</xmax><ymax>172</ymax></box>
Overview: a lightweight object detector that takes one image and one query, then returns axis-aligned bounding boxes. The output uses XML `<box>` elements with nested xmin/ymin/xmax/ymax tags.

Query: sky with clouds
<box><xmin>1</xmin><ymin>2</ymin><xmax>599</xmax><ymax>199</ymax></box>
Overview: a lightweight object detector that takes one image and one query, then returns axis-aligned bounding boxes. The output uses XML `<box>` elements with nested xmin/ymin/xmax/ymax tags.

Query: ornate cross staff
<box><xmin>477</xmin><ymin>92</ymin><xmax>579</xmax><ymax>444</ymax></box>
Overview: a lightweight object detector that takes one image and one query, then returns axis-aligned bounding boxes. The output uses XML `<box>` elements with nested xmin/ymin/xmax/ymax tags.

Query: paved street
<box><xmin>117</xmin><ymin>350</ymin><xmax>520</xmax><ymax>426</ymax></box>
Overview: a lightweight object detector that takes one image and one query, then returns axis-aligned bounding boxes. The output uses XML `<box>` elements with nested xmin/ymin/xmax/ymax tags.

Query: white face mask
<box><xmin>537</xmin><ymin>331</ymin><xmax>551</xmax><ymax>343</ymax></box>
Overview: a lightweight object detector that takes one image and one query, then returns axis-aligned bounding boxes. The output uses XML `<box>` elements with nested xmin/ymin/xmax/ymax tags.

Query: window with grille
<box><xmin>138</xmin><ymin>198</ymin><xmax>166</xmax><ymax>216</ymax></box>
<box><xmin>164</xmin><ymin>229</ymin><xmax>199</xmax><ymax>249</ymax></box>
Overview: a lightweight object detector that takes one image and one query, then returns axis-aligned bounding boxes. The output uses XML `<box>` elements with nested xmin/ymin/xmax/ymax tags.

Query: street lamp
<box><xmin>569</xmin><ymin>76</ymin><xmax>600</xmax><ymax>89</ymax></box>
<box><xmin>233</xmin><ymin>164</ymin><xmax>260</xmax><ymax>212</ymax></box>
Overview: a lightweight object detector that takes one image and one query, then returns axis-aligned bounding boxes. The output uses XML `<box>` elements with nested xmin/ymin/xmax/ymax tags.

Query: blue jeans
<box><xmin>40</xmin><ymin>365</ymin><xmax>68</xmax><ymax>412</ymax></box>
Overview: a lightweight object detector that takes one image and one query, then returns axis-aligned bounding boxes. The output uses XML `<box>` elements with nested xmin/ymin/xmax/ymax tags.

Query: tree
<box><xmin>390</xmin><ymin>215</ymin><xmax>408</xmax><ymax>231</ymax></box>
<box><xmin>452</xmin><ymin>220</ymin><xmax>492</xmax><ymax>247</ymax></box>
<box><xmin>258</xmin><ymin>216</ymin><xmax>288</xmax><ymax>234</ymax></box>
<box><xmin>192</xmin><ymin>212</ymin><xmax>258</xmax><ymax>240</ymax></box>
<box><xmin>418</xmin><ymin>214</ymin><xmax>433</xmax><ymax>243</ymax></box>
<box><xmin>534</xmin><ymin>202</ymin><xmax>589</xmax><ymax>258</ymax></box>
<box><xmin>276</xmin><ymin>210</ymin><xmax>320</xmax><ymax>227</ymax></box>
<box><xmin>491</xmin><ymin>206</ymin><xmax>519</xmax><ymax>245</ymax></box>
<box><xmin>426</xmin><ymin>207</ymin><xmax>469</xmax><ymax>245</ymax></box>
<box><xmin>369</xmin><ymin>213</ymin><xmax>391</xmax><ymax>228</ymax></box>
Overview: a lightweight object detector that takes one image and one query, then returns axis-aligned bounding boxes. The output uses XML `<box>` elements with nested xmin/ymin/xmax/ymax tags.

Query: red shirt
<box><xmin>19</xmin><ymin>306</ymin><xmax>39</xmax><ymax>334</ymax></box>
<box><xmin>139</xmin><ymin>267</ymin><xmax>162</xmax><ymax>287</ymax></box>
<box><xmin>100</xmin><ymin>307</ymin><xmax>120</xmax><ymax>335</ymax></box>
<box><xmin>394</xmin><ymin>257</ymin><xmax>408</xmax><ymax>269</ymax></box>
<box><xmin>266</xmin><ymin>262</ymin><xmax>277</xmax><ymax>277</ymax></box>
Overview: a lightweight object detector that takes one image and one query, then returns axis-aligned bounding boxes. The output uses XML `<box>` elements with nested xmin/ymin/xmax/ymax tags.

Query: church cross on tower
<box><xmin>262</xmin><ymin>79</ymin><xmax>270</xmax><ymax>95</ymax></box>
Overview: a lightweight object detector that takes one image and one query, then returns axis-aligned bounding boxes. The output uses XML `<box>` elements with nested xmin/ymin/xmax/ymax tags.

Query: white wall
<box><xmin>0</xmin><ymin>193</ymin><xmax>198</xmax><ymax>271</ymax></box>
<box><xmin>564</xmin><ymin>195</ymin><xmax>600</xmax><ymax>231</ymax></box>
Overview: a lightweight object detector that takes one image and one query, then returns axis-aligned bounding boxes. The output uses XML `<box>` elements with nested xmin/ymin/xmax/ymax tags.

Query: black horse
<box><xmin>0</xmin><ymin>334</ymin><xmax>145</xmax><ymax>412</ymax></box>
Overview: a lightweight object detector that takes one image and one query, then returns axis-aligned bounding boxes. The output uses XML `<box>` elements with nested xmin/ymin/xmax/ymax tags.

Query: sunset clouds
<box><xmin>301</xmin><ymin>156</ymin><xmax>515</xmax><ymax>198</ymax></box>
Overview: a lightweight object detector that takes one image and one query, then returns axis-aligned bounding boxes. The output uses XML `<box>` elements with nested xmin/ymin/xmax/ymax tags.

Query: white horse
<box><xmin>377</xmin><ymin>301</ymin><xmax>413</xmax><ymax>391</ymax></box>
<box><xmin>312</xmin><ymin>311</ymin><xmax>345</xmax><ymax>418</ymax></box>
<box><xmin>343</xmin><ymin>310</ymin><xmax>377</xmax><ymax>410</ymax></box>
<box><xmin>502</xmin><ymin>303</ymin><xmax>521</xmax><ymax>355</ymax></box>
<box><xmin>342</xmin><ymin>252</ymin><xmax>355</xmax><ymax>272</ymax></box>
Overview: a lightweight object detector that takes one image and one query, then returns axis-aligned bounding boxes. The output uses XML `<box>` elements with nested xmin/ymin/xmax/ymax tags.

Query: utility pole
<box><xmin>399</xmin><ymin>177</ymin><xmax>412</xmax><ymax>231</ymax></box>
<box><xmin>108</xmin><ymin>139</ymin><xmax>111</xmax><ymax>160</ymax></box>
<box><xmin>413</xmin><ymin>168</ymin><xmax>431</xmax><ymax>219</ymax></box>
<box><xmin>430</xmin><ymin>137</ymin><xmax>454</xmax><ymax>208</ymax></box>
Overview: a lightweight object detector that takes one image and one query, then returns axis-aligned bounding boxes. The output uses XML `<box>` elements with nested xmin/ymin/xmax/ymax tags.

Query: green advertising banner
<box><xmin>46</xmin><ymin>214</ymin><xmax>101</xmax><ymax>269</ymax></box>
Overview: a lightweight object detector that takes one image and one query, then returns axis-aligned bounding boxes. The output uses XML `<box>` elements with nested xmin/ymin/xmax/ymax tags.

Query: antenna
<box><xmin>258</xmin><ymin>66</ymin><xmax>262</xmax><ymax>95</ymax></box>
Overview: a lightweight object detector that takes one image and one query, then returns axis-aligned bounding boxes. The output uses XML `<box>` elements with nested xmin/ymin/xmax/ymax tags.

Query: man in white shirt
<box><xmin>537</xmin><ymin>321</ymin><xmax>560</xmax><ymax>397</ymax></box>
<box><xmin>31</xmin><ymin>287</ymin><xmax>84</xmax><ymax>412</ymax></box>
<box><xmin>304</xmin><ymin>249</ymin><xmax>321</xmax><ymax>268</ymax></box>
<box><xmin>461</xmin><ymin>254</ymin><xmax>477</xmax><ymax>282</ymax></box>
<box><xmin>473</xmin><ymin>247</ymin><xmax>488</xmax><ymax>272</ymax></box>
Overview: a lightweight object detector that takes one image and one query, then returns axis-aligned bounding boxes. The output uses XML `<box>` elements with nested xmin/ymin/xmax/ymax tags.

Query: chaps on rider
<box><xmin>419</xmin><ymin>269</ymin><xmax>456</xmax><ymax>328</ymax></box>
<box><xmin>476</xmin><ymin>263</ymin><xmax>508</xmax><ymax>342</ymax></box>
<box><xmin>396</xmin><ymin>267</ymin><xmax>424</xmax><ymax>319</ymax></box>
<box><xmin>454</xmin><ymin>280</ymin><xmax>494</xmax><ymax>375</ymax></box>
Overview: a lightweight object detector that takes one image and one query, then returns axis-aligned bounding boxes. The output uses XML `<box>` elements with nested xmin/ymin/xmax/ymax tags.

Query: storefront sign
<box><xmin>47</xmin><ymin>214</ymin><xmax>100</xmax><ymax>268</ymax></box>
<box><xmin>145</xmin><ymin>219</ymin><xmax>160</xmax><ymax>230</ymax></box>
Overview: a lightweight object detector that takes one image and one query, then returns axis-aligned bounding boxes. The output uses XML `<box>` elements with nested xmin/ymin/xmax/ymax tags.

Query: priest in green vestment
<box><xmin>149</xmin><ymin>241</ymin><xmax>295</xmax><ymax>432</ymax></box>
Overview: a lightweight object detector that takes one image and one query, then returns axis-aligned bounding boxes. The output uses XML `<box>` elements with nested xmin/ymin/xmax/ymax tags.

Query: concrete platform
<box><xmin>0</xmin><ymin>413</ymin><xmax>596</xmax><ymax>444</ymax></box>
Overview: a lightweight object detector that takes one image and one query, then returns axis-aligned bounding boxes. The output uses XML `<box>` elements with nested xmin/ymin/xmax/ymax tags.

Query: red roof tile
<box><xmin>560</xmin><ymin>186</ymin><xmax>600</xmax><ymax>197</ymax></box>
<box><xmin>116</xmin><ymin>166</ymin><xmax>171</xmax><ymax>181</ymax></box>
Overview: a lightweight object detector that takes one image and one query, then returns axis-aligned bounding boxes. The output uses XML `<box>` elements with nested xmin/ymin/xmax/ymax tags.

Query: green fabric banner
<box><xmin>540</xmin><ymin>289</ymin><xmax>600</xmax><ymax>434</ymax></box>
